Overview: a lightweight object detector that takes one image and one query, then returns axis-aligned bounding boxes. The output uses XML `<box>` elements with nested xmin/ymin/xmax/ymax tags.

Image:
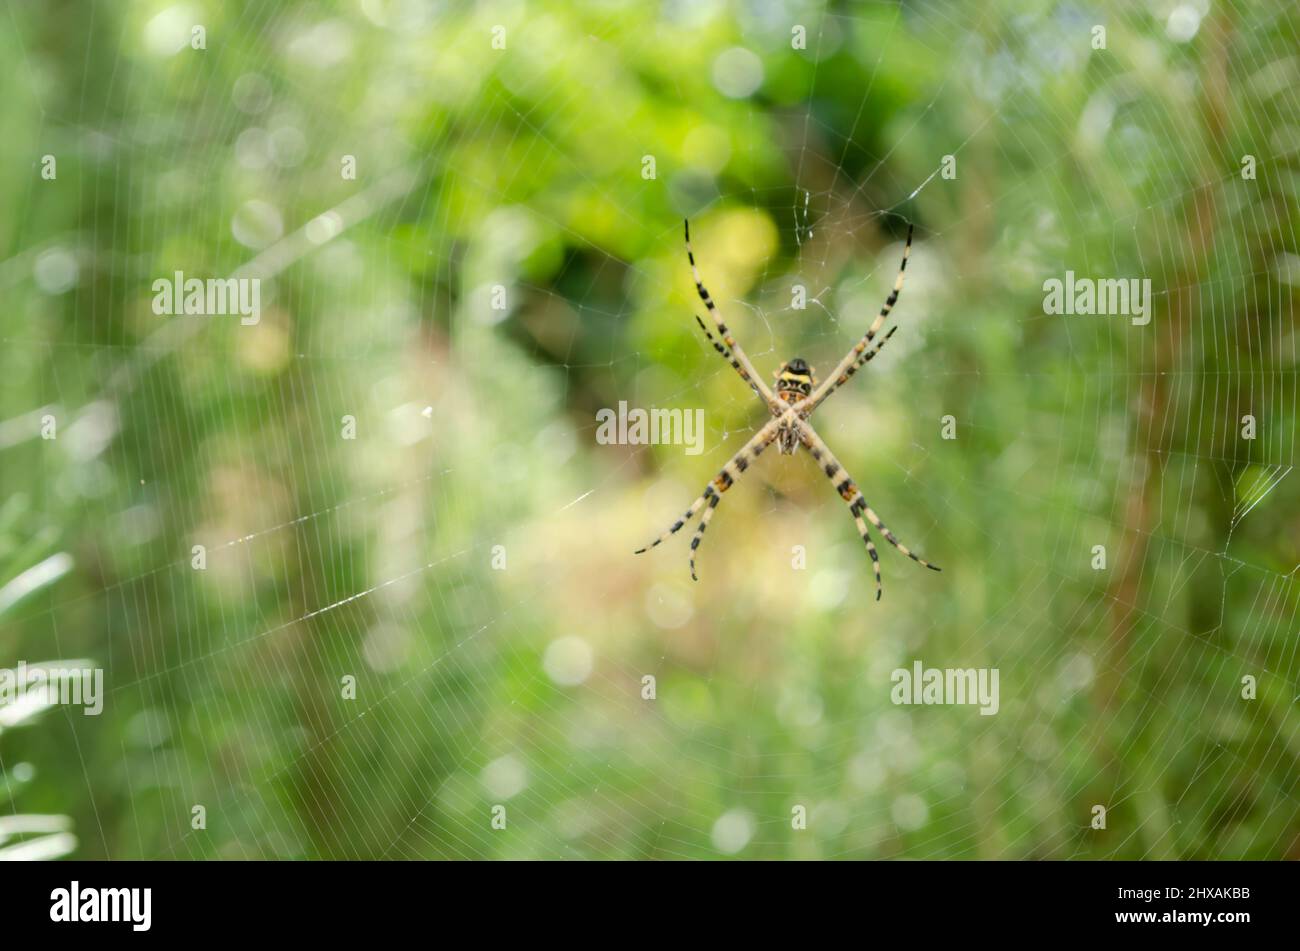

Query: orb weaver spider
<box><xmin>635</xmin><ymin>219</ymin><xmax>940</xmax><ymax>600</ymax></box>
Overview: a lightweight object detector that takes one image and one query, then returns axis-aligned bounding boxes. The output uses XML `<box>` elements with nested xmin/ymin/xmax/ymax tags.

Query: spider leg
<box><xmin>799</xmin><ymin>325</ymin><xmax>898</xmax><ymax>415</ymax></box>
<box><xmin>800</xmin><ymin>422</ymin><xmax>939</xmax><ymax>600</ymax></box>
<box><xmin>635</xmin><ymin>417</ymin><xmax>782</xmax><ymax>579</ymax></box>
<box><xmin>803</xmin><ymin>223</ymin><xmax>913</xmax><ymax>410</ymax></box>
<box><xmin>694</xmin><ymin>314</ymin><xmax>775</xmax><ymax>411</ymax></box>
<box><xmin>684</xmin><ymin>219</ymin><xmax>780</xmax><ymax>412</ymax></box>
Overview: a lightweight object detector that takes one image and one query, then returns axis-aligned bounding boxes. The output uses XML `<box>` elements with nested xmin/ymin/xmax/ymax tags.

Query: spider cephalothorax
<box><xmin>636</xmin><ymin>218</ymin><xmax>940</xmax><ymax>600</ymax></box>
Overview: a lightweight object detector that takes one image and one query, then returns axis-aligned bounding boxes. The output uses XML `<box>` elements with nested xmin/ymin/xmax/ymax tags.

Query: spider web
<box><xmin>2</xmin><ymin>0</ymin><xmax>1299</xmax><ymax>860</ymax></box>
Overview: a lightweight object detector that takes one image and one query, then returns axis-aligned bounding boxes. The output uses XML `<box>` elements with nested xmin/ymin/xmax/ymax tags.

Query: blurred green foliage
<box><xmin>1</xmin><ymin>0</ymin><xmax>1298</xmax><ymax>859</ymax></box>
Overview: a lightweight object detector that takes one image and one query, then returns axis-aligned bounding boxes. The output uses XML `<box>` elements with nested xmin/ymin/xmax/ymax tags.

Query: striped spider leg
<box><xmin>685</xmin><ymin>219</ymin><xmax>784</xmax><ymax>416</ymax></box>
<box><xmin>635</xmin><ymin>414</ymin><xmax>787</xmax><ymax>580</ymax></box>
<box><xmin>796</xmin><ymin>325</ymin><xmax>897</xmax><ymax>417</ymax></box>
<box><xmin>797</xmin><ymin>223</ymin><xmax>913</xmax><ymax>416</ymax></box>
<box><xmin>694</xmin><ymin>314</ymin><xmax>772</xmax><ymax>406</ymax></box>
<box><xmin>799</xmin><ymin>422</ymin><xmax>941</xmax><ymax>600</ymax></box>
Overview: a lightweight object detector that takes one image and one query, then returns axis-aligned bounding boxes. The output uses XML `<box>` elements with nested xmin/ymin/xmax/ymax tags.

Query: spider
<box><xmin>634</xmin><ymin>218</ymin><xmax>940</xmax><ymax>600</ymax></box>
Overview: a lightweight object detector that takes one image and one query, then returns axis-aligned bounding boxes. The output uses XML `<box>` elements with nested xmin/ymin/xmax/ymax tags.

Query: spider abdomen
<box><xmin>776</xmin><ymin>358</ymin><xmax>814</xmax><ymax>398</ymax></box>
